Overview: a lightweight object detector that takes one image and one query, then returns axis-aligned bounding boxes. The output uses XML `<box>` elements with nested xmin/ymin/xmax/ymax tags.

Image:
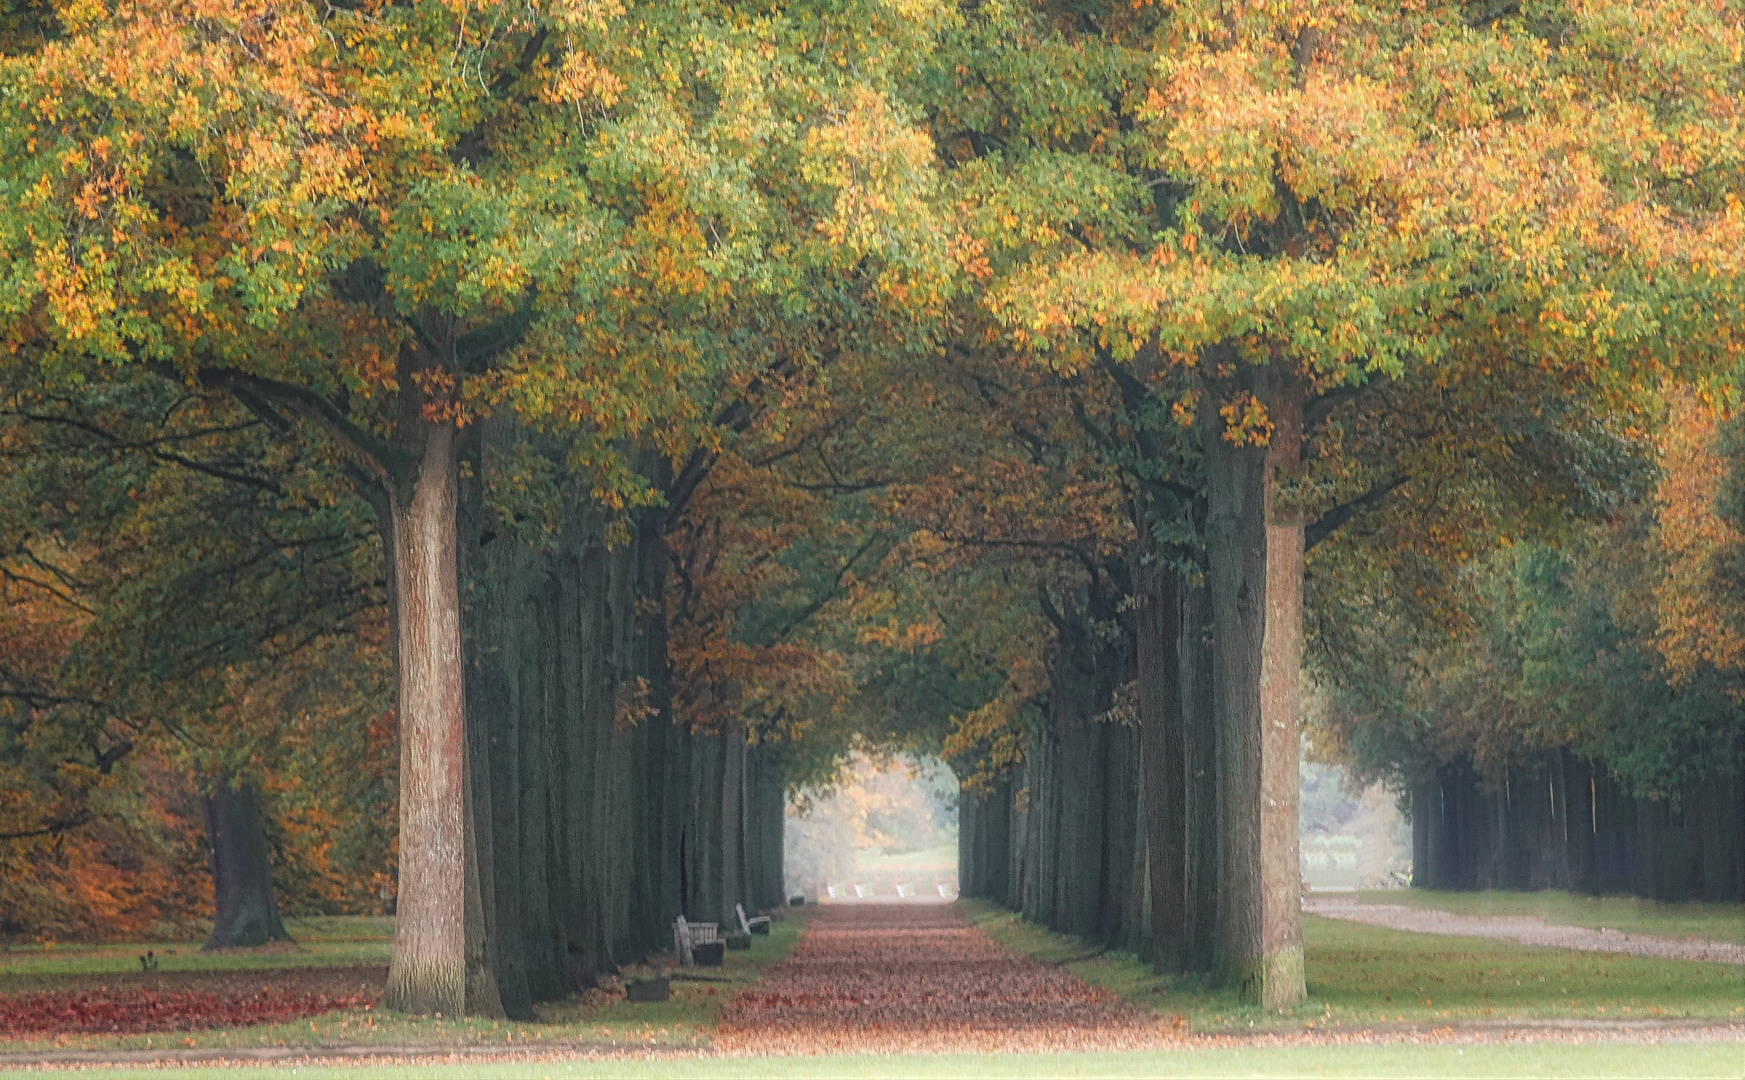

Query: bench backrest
<box><xmin>674</xmin><ymin>915</ymin><xmax>721</xmax><ymax>965</ymax></box>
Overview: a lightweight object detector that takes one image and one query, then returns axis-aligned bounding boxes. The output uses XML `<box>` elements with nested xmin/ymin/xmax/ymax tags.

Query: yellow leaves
<box><xmin>1171</xmin><ymin>387</ymin><xmax>1198</xmax><ymax>429</ymax></box>
<box><xmin>33</xmin><ymin>241</ymin><xmax>117</xmax><ymax>343</ymax></box>
<box><xmin>858</xmin><ymin>618</ymin><xmax>944</xmax><ymax>653</ymax></box>
<box><xmin>1653</xmin><ymin>388</ymin><xmax>1745</xmax><ymax>684</ymax></box>
<box><xmin>1219</xmin><ymin>390</ymin><xmax>1274</xmax><ymax>446</ymax></box>
<box><xmin>543</xmin><ymin>49</ymin><xmax>625</xmax><ymax>107</ymax></box>
<box><xmin>803</xmin><ymin>85</ymin><xmax>943</xmax><ymax>262</ymax></box>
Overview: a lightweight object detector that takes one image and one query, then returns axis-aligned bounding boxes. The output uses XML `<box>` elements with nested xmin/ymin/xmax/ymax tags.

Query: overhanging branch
<box><xmin>1305</xmin><ymin>474</ymin><xmax>1407</xmax><ymax>551</ymax></box>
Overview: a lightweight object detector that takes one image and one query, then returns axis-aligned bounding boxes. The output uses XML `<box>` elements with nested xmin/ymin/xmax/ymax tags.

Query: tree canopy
<box><xmin>2</xmin><ymin>0</ymin><xmax>1742</xmax><ymax>1012</ymax></box>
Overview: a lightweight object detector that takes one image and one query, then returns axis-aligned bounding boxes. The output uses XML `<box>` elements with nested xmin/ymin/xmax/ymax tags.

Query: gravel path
<box><xmin>1305</xmin><ymin>897</ymin><xmax>1745</xmax><ymax>964</ymax></box>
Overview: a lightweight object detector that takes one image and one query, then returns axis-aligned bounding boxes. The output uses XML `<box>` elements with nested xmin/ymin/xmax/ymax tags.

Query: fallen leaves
<box><xmin>0</xmin><ymin>985</ymin><xmax>376</xmax><ymax>1034</ymax></box>
<box><xmin>714</xmin><ymin>903</ymin><xmax>1173</xmax><ymax>1054</ymax></box>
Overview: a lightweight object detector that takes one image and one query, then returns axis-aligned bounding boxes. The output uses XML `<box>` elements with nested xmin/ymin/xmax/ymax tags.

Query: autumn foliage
<box><xmin>2</xmin><ymin>0</ymin><xmax>1744</xmax><ymax>1018</ymax></box>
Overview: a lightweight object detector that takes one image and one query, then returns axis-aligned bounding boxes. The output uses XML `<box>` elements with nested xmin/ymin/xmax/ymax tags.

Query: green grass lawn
<box><xmin>0</xmin><ymin>909</ymin><xmax>810</xmax><ymax>1056</ymax></box>
<box><xmin>0</xmin><ymin>916</ymin><xmax>394</xmax><ymax>986</ymax></box>
<box><xmin>853</xmin><ymin>843</ymin><xmax>957</xmax><ymax>874</ymax></box>
<box><xmin>50</xmin><ymin>1042</ymin><xmax>1745</xmax><ymax>1079</ymax></box>
<box><xmin>1351</xmin><ymin>889</ymin><xmax>1745</xmax><ymax>945</ymax></box>
<box><xmin>961</xmin><ymin>900</ymin><xmax>1745</xmax><ymax>1032</ymax></box>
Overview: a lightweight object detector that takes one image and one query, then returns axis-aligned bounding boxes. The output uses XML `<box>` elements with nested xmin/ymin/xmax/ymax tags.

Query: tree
<box><xmin>0</xmin><ymin>363</ymin><xmax>391</xmax><ymax>945</ymax></box>
<box><xmin>924</xmin><ymin>0</ymin><xmax>1745</xmax><ymax>1006</ymax></box>
<box><xmin>3</xmin><ymin>0</ymin><xmax>952</xmax><ymax>1012</ymax></box>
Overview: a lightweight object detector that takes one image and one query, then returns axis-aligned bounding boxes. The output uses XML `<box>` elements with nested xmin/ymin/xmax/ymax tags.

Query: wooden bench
<box><xmin>736</xmin><ymin>903</ymin><xmax>771</xmax><ymax>936</ymax></box>
<box><xmin>673</xmin><ymin>915</ymin><xmax>721</xmax><ymax>966</ymax></box>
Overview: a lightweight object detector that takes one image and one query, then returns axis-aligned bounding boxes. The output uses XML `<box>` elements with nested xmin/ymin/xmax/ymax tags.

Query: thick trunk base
<box><xmin>383</xmin><ymin>958</ymin><xmax>467</xmax><ymax>1016</ymax></box>
<box><xmin>201</xmin><ymin>780</ymin><xmax>291</xmax><ymax>951</ymax></box>
<box><xmin>1220</xmin><ymin>945</ymin><xmax>1306</xmax><ymax>1012</ymax></box>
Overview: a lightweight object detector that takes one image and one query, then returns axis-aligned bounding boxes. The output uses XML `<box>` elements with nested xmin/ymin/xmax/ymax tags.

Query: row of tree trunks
<box><xmin>1135</xmin><ymin>526</ymin><xmax>1187</xmax><ymax>971</ymax></box>
<box><xmin>961</xmin><ymin>366</ymin><xmax>1309</xmax><ymax>1009</ymax></box>
<box><xmin>1180</xmin><ymin>579</ymin><xmax>1221</xmax><ymax>973</ymax></box>
<box><xmin>745</xmin><ymin>746</ymin><xmax>790</xmax><ymax>911</ymax></box>
<box><xmin>1413</xmin><ymin>750</ymin><xmax>1745</xmax><ymax>902</ymax></box>
<box><xmin>957</xmin><ymin>594</ymin><xmax>1142</xmax><ymax>950</ymax></box>
<box><xmin>957</xmin><ymin>775</ymin><xmax>1014</xmax><ymax>904</ymax></box>
<box><xmin>1133</xmin><ymin>537</ymin><xmax>1223</xmax><ymax>977</ymax></box>
<box><xmin>428</xmin><ymin>423</ymin><xmax>783</xmax><ymax>1018</ymax></box>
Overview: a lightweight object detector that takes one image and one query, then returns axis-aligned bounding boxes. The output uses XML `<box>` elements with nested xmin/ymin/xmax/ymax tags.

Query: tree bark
<box><xmin>382</xmin><ymin>425</ymin><xmax>469</xmax><ymax>1016</ymax></box>
<box><xmin>1256</xmin><ymin>370</ymin><xmax>1306</xmax><ymax>1008</ymax></box>
<box><xmin>1135</xmin><ymin>531</ymin><xmax>1187</xmax><ymax>971</ymax></box>
<box><xmin>1181</xmin><ymin>576</ymin><xmax>1219</xmax><ymax>972</ymax></box>
<box><xmin>201</xmin><ymin>779</ymin><xmax>291</xmax><ymax>950</ymax></box>
<box><xmin>1203</xmin><ymin>364</ymin><xmax>1306</xmax><ymax>1009</ymax></box>
<box><xmin>457</xmin><ymin>425</ymin><xmax>508</xmax><ymax>1020</ymax></box>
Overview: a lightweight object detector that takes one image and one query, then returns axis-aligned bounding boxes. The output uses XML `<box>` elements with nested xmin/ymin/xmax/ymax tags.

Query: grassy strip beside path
<box><xmin>960</xmin><ymin>899</ymin><xmax>1745</xmax><ymax>1032</ymax></box>
<box><xmin>0</xmin><ymin>909</ymin><xmax>811</xmax><ymax>1057</ymax></box>
<box><xmin>1351</xmin><ymin>889</ymin><xmax>1745</xmax><ymax>945</ymax></box>
<box><xmin>0</xmin><ymin>917</ymin><xmax>394</xmax><ymax>986</ymax></box>
<box><xmin>52</xmin><ymin>1041</ymin><xmax>1745</xmax><ymax>1079</ymax></box>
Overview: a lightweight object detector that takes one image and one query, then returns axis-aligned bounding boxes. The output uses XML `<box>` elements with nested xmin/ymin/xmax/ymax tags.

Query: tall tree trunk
<box><xmin>1181</xmin><ymin>576</ymin><xmax>1219</xmax><ymax>972</ymax></box>
<box><xmin>457</xmin><ymin>424</ymin><xmax>508</xmax><ymax>1020</ymax></box>
<box><xmin>383</xmin><ymin>425</ymin><xmax>469</xmax><ymax>1015</ymax></box>
<box><xmin>721</xmin><ymin>719</ymin><xmax>747</xmax><ymax>923</ymax></box>
<box><xmin>1256</xmin><ymin>370</ymin><xmax>1306</xmax><ymax>1007</ymax></box>
<box><xmin>1202</xmin><ymin>364</ymin><xmax>1306</xmax><ymax>1009</ymax></box>
<box><xmin>201</xmin><ymin>779</ymin><xmax>291</xmax><ymax>950</ymax></box>
<box><xmin>521</xmin><ymin>585</ymin><xmax>565</xmax><ymax>1002</ymax></box>
<box><xmin>1135</xmin><ymin>532</ymin><xmax>1187</xmax><ymax>971</ymax></box>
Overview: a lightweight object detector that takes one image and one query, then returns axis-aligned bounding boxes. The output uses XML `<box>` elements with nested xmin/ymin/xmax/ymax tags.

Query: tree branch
<box><xmin>0</xmin><ymin>814</ymin><xmax>91</xmax><ymax>841</ymax></box>
<box><xmin>189</xmin><ymin>369</ymin><xmax>412</xmax><ymax>483</ymax></box>
<box><xmin>1305</xmin><ymin>474</ymin><xmax>1408</xmax><ymax>551</ymax></box>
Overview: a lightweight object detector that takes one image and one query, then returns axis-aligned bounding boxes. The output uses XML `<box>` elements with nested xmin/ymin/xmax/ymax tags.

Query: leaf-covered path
<box><xmin>714</xmin><ymin>903</ymin><xmax>1174</xmax><ymax>1054</ymax></box>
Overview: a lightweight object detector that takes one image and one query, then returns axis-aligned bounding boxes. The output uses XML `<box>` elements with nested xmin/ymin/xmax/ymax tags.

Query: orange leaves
<box><xmin>857</xmin><ymin>617</ymin><xmax>944</xmax><ymax>654</ymax></box>
<box><xmin>715</xmin><ymin>905</ymin><xmax>1163</xmax><ymax>1053</ymax></box>
<box><xmin>947</xmin><ymin>233</ymin><xmax>992</xmax><ymax>281</ymax></box>
<box><xmin>543</xmin><ymin>50</ymin><xmax>626</xmax><ymax>108</ymax></box>
<box><xmin>1219</xmin><ymin>390</ymin><xmax>1274</xmax><ymax>446</ymax></box>
<box><xmin>802</xmin><ymin>85</ymin><xmax>952</xmax><ymax>303</ymax></box>
<box><xmin>1144</xmin><ymin>20</ymin><xmax>1407</xmax><ymax>233</ymax></box>
<box><xmin>1654</xmin><ymin>389</ymin><xmax>1745</xmax><ymax>684</ymax></box>
<box><xmin>8</xmin><ymin>0</ymin><xmax>389</xmax><ymax>348</ymax></box>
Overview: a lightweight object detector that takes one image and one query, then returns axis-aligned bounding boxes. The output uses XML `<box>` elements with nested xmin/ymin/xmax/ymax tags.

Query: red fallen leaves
<box><xmin>0</xmin><ymin>986</ymin><xmax>377</xmax><ymax>1035</ymax></box>
<box><xmin>715</xmin><ymin>903</ymin><xmax>1172</xmax><ymax>1054</ymax></box>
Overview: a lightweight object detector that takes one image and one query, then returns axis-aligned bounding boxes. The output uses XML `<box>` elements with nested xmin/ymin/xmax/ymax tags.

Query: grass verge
<box><xmin>0</xmin><ymin>917</ymin><xmax>394</xmax><ymax>985</ymax></box>
<box><xmin>959</xmin><ymin>899</ymin><xmax>1745</xmax><ymax>1033</ymax></box>
<box><xmin>0</xmin><ymin>908</ymin><xmax>811</xmax><ymax>1056</ymax></box>
<box><xmin>1349</xmin><ymin>889</ymin><xmax>1745</xmax><ymax>945</ymax></box>
<box><xmin>51</xmin><ymin>1041</ymin><xmax>1745</xmax><ymax>1079</ymax></box>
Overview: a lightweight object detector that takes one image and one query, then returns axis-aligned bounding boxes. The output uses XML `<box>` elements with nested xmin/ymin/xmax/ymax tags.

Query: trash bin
<box><xmin>626</xmin><ymin>977</ymin><xmax>670</xmax><ymax>1002</ymax></box>
<box><xmin>693</xmin><ymin>941</ymin><xmax>725</xmax><ymax>966</ymax></box>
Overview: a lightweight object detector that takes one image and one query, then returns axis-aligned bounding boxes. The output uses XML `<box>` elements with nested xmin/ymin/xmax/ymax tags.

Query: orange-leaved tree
<box><xmin>1</xmin><ymin>0</ymin><xmax>951</xmax><ymax>1013</ymax></box>
<box><xmin>929</xmin><ymin>0</ymin><xmax>1745</xmax><ymax>1005</ymax></box>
